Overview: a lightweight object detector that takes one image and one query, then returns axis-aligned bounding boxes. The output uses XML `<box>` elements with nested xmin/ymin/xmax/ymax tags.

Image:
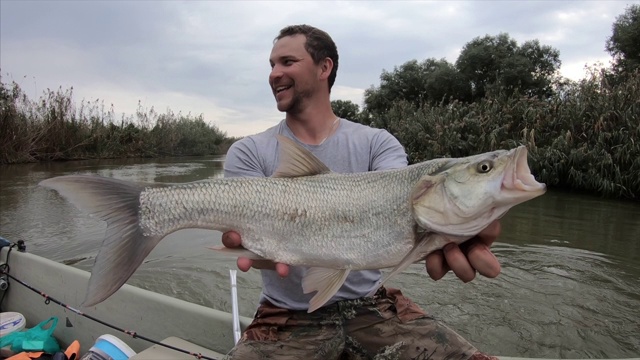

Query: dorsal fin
<box><xmin>273</xmin><ymin>134</ymin><xmax>331</xmax><ymax>178</ymax></box>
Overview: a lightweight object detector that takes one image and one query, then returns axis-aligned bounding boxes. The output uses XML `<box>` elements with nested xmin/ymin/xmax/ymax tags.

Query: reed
<box><xmin>0</xmin><ymin>79</ymin><xmax>236</xmax><ymax>164</ymax></box>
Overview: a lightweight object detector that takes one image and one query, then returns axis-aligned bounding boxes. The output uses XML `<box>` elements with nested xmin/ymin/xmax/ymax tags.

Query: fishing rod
<box><xmin>0</xmin><ymin>242</ymin><xmax>218</xmax><ymax>360</ymax></box>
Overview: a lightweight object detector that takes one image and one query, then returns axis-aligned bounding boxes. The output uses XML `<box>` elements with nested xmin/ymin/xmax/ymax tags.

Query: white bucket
<box><xmin>80</xmin><ymin>334</ymin><xmax>136</xmax><ymax>360</ymax></box>
<box><xmin>0</xmin><ymin>312</ymin><xmax>26</xmax><ymax>337</ymax></box>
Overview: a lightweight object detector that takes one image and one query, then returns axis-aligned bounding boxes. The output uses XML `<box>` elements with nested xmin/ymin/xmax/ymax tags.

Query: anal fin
<box><xmin>302</xmin><ymin>267</ymin><xmax>350</xmax><ymax>313</ymax></box>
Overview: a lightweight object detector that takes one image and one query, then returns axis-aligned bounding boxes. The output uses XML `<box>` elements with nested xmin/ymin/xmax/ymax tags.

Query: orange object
<box><xmin>65</xmin><ymin>340</ymin><xmax>80</xmax><ymax>360</ymax></box>
<box><xmin>6</xmin><ymin>340</ymin><xmax>81</xmax><ymax>360</ymax></box>
<box><xmin>6</xmin><ymin>351</ymin><xmax>44</xmax><ymax>360</ymax></box>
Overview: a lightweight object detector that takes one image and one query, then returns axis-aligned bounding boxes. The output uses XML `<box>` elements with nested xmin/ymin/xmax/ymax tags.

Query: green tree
<box><xmin>455</xmin><ymin>33</ymin><xmax>561</xmax><ymax>99</ymax></box>
<box><xmin>362</xmin><ymin>58</ymin><xmax>470</xmax><ymax>127</ymax></box>
<box><xmin>606</xmin><ymin>4</ymin><xmax>640</xmax><ymax>75</ymax></box>
<box><xmin>331</xmin><ymin>99</ymin><xmax>360</xmax><ymax>121</ymax></box>
<box><xmin>362</xmin><ymin>33</ymin><xmax>560</xmax><ymax>128</ymax></box>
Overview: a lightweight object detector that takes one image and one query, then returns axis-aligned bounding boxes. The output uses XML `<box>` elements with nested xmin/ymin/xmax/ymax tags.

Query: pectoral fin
<box><xmin>366</xmin><ymin>233</ymin><xmax>448</xmax><ymax>297</ymax></box>
<box><xmin>411</xmin><ymin>175</ymin><xmax>442</xmax><ymax>205</ymax></box>
<box><xmin>411</xmin><ymin>175</ymin><xmax>449</xmax><ymax>230</ymax></box>
<box><xmin>302</xmin><ymin>267</ymin><xmax>350</xmax><ymax>313</ymax></box>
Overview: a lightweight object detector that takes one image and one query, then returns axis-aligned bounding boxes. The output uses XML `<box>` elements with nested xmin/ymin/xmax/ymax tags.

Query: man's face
<box><xmin>269</xmin><ymin>34</ymin><xmax>322</xmax><ymax>114</ymax></box>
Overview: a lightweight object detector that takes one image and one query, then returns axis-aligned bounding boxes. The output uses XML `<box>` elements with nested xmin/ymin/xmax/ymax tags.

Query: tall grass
<box><xmin>379</xmin><ymin>68</ymin><xmax>640</xmax><ymax>200</ymax></box>
<box><xmin>0</xmin><ymin>78</ymin><xmax>236</xmax><ymax>164</ymax></box>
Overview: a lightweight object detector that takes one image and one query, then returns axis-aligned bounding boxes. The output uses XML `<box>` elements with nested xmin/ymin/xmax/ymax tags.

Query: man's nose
<box><xmin>269</xmin><ymin>65</ymin><xmax>284</xmax><ymax>83</ymax></box>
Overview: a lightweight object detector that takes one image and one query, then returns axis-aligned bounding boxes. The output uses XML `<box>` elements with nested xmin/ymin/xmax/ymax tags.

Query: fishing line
<box><xmin>0</xmin><ymin>243</ymin><xmax>218</xmax><ymax>360</ymax></box>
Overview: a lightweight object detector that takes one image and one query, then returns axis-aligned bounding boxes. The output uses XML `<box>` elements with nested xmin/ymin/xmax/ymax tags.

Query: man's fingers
<box><xmin>222</xmin><ymin>231</ymin><xmax>242</xmax><ymax>248</ymax></box>
<box><xmin>237</xmin><ymin>257</ymin><xmax>253</xmax><ymax>272</ymax></box>
<box><xmin>477</xmin><ymin>220</ymin><xmax>501</xmax><ymax>245</ymax></box>
<box><xmin>443</xmin><ymin>243</ymin><xmax>476</xmax><ymax>282</ymax></box>
<box><xmin>275</xmin><ymin>263</ymin><xmax>290</xmax><ymax>277</ymax></box>
<box><xmin>469</xmin><ymin>220</ymin><xmax>501</xmax><ymax>277</ymax></box>
<box><xmin>467</xmin><ymin>242</ymin><xmax>501</xmax><ymax>278</ymax></box>
<box><xmin>245</xmin><ymin>259</ymin><xmax>290</xmax><ymax>277</ymax></box>
<box><xmin>425</xmin><ymin>250</ymin><xmax>450</xmax><ymax>281</ymax></box>
<box><xmin>223</xmin><ymin>231</ymin><xmax>290</xmax><ymax>276</ymax></box>
<box><xmin>425</xmin><ymin>221</ymin><xmax>502</xmax><ymax>282</ymax></box>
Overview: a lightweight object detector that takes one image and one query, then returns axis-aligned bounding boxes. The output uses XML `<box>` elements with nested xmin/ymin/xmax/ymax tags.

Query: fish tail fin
<box><xmin>40</xmin><ymin>175</ymin><xmax>164</xmax><ymax>307</ymax></box>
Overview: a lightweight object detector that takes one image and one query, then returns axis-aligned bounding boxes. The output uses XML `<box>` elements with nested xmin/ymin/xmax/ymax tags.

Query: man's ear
<box><xmin>319</xmin><ymin>57</ymin><xmax>333</xmax><ymax>80</ymax></box>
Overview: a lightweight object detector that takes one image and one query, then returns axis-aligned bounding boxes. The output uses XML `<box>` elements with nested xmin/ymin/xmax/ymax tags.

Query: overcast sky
<box><xmin>1</xmin><ymin>1</ymin><xmax>637</xmax><ymax>137</ymax></box>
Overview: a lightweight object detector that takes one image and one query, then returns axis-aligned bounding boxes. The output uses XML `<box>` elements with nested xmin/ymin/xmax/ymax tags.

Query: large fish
<box><xmin>40</xmin><ymin>135</ymin><xmax>546</xmax><ymax>312</ymax></box>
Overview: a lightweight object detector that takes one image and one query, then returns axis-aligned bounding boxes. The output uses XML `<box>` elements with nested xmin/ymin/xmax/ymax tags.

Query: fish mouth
<box><xmin>502</xmin><ymin>146</ymin><xmax>546</xmax><ymax>193</ymax></box>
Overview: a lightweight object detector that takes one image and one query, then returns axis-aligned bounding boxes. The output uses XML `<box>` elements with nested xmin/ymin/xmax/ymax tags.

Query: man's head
<box><xmin>274</xmin><ymin>25</ymin><xmax>339</xmax><ymax>91</ymax></box>
<box><xmin>269</xmin><ymin>25</ymin><xmax>339</xmax><ymax>114</ymax></box>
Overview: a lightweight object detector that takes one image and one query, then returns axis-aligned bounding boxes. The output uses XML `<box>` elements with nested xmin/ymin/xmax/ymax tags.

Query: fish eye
<box><xmin>477</xmin><ymin>160</ymin><xmax>493</xmax><ymax>173</ymax></box>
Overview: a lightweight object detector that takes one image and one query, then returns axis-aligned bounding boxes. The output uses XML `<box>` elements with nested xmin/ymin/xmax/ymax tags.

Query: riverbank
<box><xmin>0</xmin><ymin>79</ymin><xmax>238</xmax><ymax>165</ymax></box>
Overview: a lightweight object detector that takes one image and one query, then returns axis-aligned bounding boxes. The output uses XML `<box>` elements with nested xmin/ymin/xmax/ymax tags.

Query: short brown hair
<box><xmin>275</xmin><ymin>25</ymin><xmax>339</xmax><ymax>92</ymax></box>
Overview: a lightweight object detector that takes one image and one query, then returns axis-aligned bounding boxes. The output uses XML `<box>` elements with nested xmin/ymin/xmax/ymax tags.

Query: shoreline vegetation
<box><xmin>0</xmin><ymin>77</ymin><xmax>238</xmax><ymax>164</ymax></box>
<box><xmin>1</xmin><ymin>69</ymin><xmax>638</xmax><ymax>200</ymax></box>
<box><xmin>372</xmin><ymin>68</ymin><xmax>639</xmax><ymax>201</ymax></box>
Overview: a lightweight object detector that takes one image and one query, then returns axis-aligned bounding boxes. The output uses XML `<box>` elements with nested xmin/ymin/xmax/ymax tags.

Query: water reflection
<box><xmin>0</xmin><ymin>157</ymin><xmax>639</xmax><ymax>357</ymax></box>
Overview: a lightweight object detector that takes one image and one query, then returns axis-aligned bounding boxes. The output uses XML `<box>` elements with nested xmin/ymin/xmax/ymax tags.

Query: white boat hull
<box><xmin>2</xmin><ymin>247</ymin><xmax>638</xmax><ymax>360</ymax></box>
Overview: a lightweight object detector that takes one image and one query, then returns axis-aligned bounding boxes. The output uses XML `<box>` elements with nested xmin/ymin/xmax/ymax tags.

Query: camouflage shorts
<box><xmin>225</xmin><ymin>287</ymin><xmax>496</xmax><ymax>360</ymax></box>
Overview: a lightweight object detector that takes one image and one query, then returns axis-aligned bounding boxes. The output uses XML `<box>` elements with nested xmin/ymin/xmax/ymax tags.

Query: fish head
<box><xmin>411</xmin><ymin>146</ymin><xmax>546</xmax><ymax>236</ymax></box>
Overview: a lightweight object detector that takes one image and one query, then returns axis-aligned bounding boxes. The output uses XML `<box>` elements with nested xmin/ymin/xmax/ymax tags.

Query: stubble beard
<box><xmin>278</xmin><ymin>86</ymin><xmax>312</xmax><ymax>115</ymax></box>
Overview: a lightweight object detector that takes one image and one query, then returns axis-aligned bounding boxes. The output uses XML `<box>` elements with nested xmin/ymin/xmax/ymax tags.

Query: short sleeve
<box><xmin>370</xmin><ymin>130</ymin><xmax>408</xmax><ymax>171</ymax></box>
<box><xmin>223</xmin><ymin>138</ymin><xmax>267</xmax><ymax>178</ymax></box>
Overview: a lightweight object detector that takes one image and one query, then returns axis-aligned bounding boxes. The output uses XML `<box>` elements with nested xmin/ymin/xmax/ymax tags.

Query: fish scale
<box><xmin>139</xmin><ymin>169</ymin><xmax>422</xmax><ymax>269</ymax></box>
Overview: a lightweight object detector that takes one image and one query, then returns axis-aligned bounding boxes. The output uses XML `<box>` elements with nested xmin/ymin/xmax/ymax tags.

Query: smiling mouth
<box><xmin>275</xmin><ymin>85</ymin><xmax>292</xmax><ymax>94</ymax></box>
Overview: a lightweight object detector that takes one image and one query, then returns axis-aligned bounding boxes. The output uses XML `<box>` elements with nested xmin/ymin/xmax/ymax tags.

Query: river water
<box><xmin>0</xmin><ymin>157</ymin><xmax>638</xmax><ymax>358</ymax></box>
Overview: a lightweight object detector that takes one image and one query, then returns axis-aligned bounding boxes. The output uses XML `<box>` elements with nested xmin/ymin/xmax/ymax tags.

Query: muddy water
<box><xmin>1</xmin><ymin>157</ymin><xmax>638</xmax><ymax>357</ymax></box>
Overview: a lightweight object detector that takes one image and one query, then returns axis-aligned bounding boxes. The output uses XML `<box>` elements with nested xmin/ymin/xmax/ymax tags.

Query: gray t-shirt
<box><xmin>223</xmin><ymin>118</ymin><xmax>408</xmax><ymax>310</ymax></box>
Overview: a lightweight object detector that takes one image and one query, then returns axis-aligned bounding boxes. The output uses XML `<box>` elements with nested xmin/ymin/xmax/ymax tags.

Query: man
<box><xmin>222</xmin><ymin>24</ymin><xmax>501</xmax><ymax>359</ymax></box>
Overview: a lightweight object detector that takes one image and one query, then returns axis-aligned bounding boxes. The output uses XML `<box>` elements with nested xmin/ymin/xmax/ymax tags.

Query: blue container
<box><xmin>81</xmin><ymin>334</ymin><xmax>135</xmax><ymax>360</ymax></box>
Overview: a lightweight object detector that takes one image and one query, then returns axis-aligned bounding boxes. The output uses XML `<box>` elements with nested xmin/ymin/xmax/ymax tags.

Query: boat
<box><xmin>0</xmin><ymin>242</ymin><xmax>250</xmax><ymax>359</ymax></box>
<box><xmin>1</xmin><ymin>242</ymin><xmax>638</xmax><ymax>360</ymax></box>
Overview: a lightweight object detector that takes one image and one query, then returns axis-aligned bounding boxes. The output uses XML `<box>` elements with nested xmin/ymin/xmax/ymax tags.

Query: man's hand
<box><xmin>425</xmin><ymin>220</ymin><xmax>502</xmax><ymax>282</ymax></box>
<box><xmin>221</xmin><ymin>230</ymin><xmax>290</xmax><ymax>277</ymax></box>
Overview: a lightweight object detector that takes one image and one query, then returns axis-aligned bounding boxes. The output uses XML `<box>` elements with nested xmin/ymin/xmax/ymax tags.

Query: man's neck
<box><xmin>285</xmin><ymin>101</ymin><xmax>337</xmax><ymax>145</ymax></box>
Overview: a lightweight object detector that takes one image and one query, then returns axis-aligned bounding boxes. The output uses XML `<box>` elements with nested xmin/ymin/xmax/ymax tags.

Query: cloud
<box><xmin>1</xmin><ymin>1</ymin><xmax>635</xmax><ymax>137</ymax></box>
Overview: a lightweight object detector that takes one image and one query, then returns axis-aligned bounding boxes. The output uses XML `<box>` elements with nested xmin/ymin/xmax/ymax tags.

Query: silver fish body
<box><xmin>40</xmin><ymin>135</ymin><xmax>546</xmax><ymax>311</ymax></box>
<box><xmin>140</xmin><ymin>166</ymin><xmax>425</xmax><ymax>269</ymax></box>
